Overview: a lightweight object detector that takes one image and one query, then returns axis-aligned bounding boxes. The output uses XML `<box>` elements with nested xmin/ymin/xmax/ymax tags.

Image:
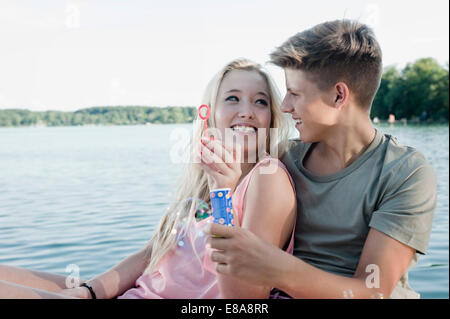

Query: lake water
<box><xmin>0</xmin><ymin>123</ymin><xmax>448</xmax><ymax>298</ymax></box>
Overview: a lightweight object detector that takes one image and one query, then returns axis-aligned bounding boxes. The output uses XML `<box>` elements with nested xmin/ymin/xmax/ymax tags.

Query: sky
<box><xmin>0</xmin><ymin>0</ymin><xmax>448</xmax><ymax>111</ymax></box>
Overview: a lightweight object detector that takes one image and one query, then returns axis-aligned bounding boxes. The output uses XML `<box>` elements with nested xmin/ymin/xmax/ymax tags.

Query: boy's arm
<box><xmin>281</xmin><ymin>227</ymin><xmax>415</xmax><ymax>298</ymax></box>
<box><xmin>206</xmin><ymin>224</ymin><xmax>415</xmax><ymax>298</ymax></box>
<box><xmin>214</xmin><ymin>165</ymin><xmax>296</xmax><ymax>299</ymax></box>
<box><xmin>206</xmin><ymin>159</ymin><xmax>435</xmax><ymax>298</ymax></box>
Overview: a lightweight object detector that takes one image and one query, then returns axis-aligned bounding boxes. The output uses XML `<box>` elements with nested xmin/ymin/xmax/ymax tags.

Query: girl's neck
<box><xmin>240</xmin><ymin>162</ymin><xmax>255</xmax><ymax>180</ymax></box>
<box><xmin>237</xmin><ymin>150</ymin><xmax>270</xmax><ymax>186</ymax></box>
<box><xmin>237</xmin><ymin>155</ymin><xmax>264</xmax><ymax>186</ymax></box>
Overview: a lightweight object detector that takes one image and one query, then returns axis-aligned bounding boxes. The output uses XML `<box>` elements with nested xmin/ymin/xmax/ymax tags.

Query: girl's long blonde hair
<box><xmin>143</xmin><ymin>58</ymin><xmax>293</xmax><ymax>274</ymax></box>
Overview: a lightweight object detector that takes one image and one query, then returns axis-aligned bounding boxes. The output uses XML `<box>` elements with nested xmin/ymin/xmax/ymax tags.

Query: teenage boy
<box><xmin>205</xmin><ymin>19</ymin><xmax>437</xmax><ymax>298</ymax></box>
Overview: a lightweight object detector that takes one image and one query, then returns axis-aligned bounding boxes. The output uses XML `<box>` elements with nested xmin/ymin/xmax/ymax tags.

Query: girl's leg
<box><xmin>0</xmin><ymin>279</ymin><xmax>76</xmax><ymax>299</ymax></box>
<box><xmin>0</xmin><ymin>265</ymin><xmax>70</xmax><ymax>292</ymax></box>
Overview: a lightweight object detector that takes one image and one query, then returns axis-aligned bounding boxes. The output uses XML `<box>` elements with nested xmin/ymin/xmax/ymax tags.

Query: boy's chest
<box><xmin>303</xmin><ymin>147</ymin><xmax>344</xmax><ymax>176</ymax></box>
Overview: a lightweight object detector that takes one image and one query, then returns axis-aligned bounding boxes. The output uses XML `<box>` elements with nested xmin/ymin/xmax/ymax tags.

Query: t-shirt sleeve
<box><xmin>369</xmin><ymin>153</ymin><xmax>437</xmax><ymax>255</ymax></box>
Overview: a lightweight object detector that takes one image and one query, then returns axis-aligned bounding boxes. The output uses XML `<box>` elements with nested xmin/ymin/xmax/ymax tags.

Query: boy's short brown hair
<box><xmin>270</xmin><ymin>19</ymin><xmax>383</xmax><ymax>108</ymax></box>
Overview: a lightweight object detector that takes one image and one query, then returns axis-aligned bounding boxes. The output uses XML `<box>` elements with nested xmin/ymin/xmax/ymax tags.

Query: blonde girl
<box><xmin>0</xmin><ymin>59</ymin><xmax>296</xmax><ymax>299</ymax></box>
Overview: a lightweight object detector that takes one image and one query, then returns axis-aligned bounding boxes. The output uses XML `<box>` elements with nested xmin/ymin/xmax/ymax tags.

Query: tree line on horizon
<box><xmin>371</xmin><ymin>58</ymin><xmax>448</xmax><ymax>122</ymax></box>
<box><xmin>0</xmin><ymin>106</ymin><xmax>197</xmax><ymax>127</ymax></box>
<box><xmin>0</xmin><ymin>58</ymin><xmax>448</xmax><ymax>127</ymax></box>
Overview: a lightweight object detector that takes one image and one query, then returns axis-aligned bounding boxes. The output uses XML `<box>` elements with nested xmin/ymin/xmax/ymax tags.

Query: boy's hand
<box><xmin>203</xmin><ymin>223</ymin><xmax>287</xmax><ymax>287</ymax></box>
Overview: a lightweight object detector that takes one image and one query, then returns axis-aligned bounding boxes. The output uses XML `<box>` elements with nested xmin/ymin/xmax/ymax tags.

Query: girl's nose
<box><xmin>237</xmin><ymin>101</ymin><xmax>255</xmax><ymax>119</ymax></box>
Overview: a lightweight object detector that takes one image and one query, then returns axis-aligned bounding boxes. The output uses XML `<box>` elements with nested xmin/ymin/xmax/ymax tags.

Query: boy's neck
<box><xmin>306</xmin><ymin>115</ymin><xmax>376</xmax><ymax>175</ymax></box>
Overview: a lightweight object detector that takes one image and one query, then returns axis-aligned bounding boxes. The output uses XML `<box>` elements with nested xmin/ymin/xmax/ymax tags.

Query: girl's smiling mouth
<box><xmin>230</xmin><ymin>123</ymin><xmax>257</xmax><ymax>134</ymax></box>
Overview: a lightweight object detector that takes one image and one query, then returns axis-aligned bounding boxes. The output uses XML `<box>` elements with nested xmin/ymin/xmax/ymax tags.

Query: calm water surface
<box><xmin>0</xmin><ymin>123</ymin><xmax>448</xmax><ymax>298</ymax></box>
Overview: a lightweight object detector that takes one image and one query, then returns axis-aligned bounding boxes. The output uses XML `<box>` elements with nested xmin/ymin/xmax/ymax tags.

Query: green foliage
<box><xmin>0</xmin><ymin>106</ymin><xmax>196</xmax><ymax>127</ymax></box>
<box><xmin>1</xmin><ymin>57</ymin><xmax>447</xmax><ymax>127</ymax></box>
<box><xmin>371</xmin><ymin>58</ymin><xmax>449</xmax><ymax>122</ymax></box>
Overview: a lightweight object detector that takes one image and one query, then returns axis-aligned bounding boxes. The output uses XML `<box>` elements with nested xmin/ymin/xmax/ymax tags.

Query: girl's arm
<box><xmin>62</xmin><ymin>246</ymin><xmax>151</xmax><ymax>299</ymax></box>
<box><xmin>215</xmin><ymin>164</ymin><xmax>296</xmax><ymax>299</ymax></box>
<box><xmin>0</xmin><ymin>246</ymin><xmax>150</xmax><ymax>299</ymax></box>
<box><xmin>0</xmin><ymin>280</ymin><xmax>77</xmax><ymax>298</ymax></box>
<box><xmin>198</xmin><ymin>138</ymin><xmax>295</xmax><ymax>298</ymax></box>
<box><xmin>0</xmin><ymin>264</ymin><xmax>69</xmax><ymax>292</ymax></box>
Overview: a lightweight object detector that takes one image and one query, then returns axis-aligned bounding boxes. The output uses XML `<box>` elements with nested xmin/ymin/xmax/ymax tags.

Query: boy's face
<box><xmin>281</xmin><ymin>68</ymin><xmax>339</xmax><ymax>143</ymax></box>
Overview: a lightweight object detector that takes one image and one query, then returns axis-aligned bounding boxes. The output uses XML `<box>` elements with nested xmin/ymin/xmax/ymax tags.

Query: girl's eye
<box><xmin>225</xmin><ymin>96</ymin><xmax>239</xmax><ymax>102</ymax></box>
<box><xmin>256</xmin><ymin>99</ymin><xmax>269</xmax><ymax>106</ymax></box>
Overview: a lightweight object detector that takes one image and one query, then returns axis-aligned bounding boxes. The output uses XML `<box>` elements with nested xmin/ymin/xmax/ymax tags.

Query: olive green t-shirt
<box><xmin>281</xmin><ymin>129</ymin><xmax>437</xmax><ymax>298</ymax></box>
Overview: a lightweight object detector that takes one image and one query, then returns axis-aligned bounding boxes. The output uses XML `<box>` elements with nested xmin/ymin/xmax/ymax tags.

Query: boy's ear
<box><xmin>333</xmin><ymin>82</ymin><xmax>350</xmax><ymax>109</ymax></box>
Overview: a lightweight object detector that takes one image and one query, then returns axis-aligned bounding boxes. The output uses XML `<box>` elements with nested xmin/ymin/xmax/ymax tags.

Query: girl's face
<box><xmin>214</xmin><ymin>70</ymin><xmax>272</xmax><ymax>159</ymax></box>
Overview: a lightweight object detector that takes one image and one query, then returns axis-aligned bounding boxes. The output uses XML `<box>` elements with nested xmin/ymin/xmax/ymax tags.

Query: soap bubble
<box><xmin>343</xmin><ymin>289</ymin><xmax>354</xmax><ymax>299</ymax></box>
<box><xmin>370</xmin><ymin>292</ymin><xmax>384</xmax><ymax>299</ymax></box>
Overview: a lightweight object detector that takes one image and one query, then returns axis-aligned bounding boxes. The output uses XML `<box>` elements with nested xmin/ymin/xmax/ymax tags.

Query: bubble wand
<box><xmin>197</xmin><ymin>104</ymin><xmax>234</xmax><ymax>228</ymax></box>
<box><xmin>198</xmin><ymin>104</ymin><xmax>214</xmax><ymax>140</ymax></box>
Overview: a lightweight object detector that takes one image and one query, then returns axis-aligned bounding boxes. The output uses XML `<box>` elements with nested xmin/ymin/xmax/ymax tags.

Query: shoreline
<box><xmin>0</xmin><ymin>121</ymin><xmax>448</xmax><ymax>129</ymax></box>
<box><xmin>0</xmin><ymin>121</ymin><xmax>449</xmax><ymax>129</ymax></box>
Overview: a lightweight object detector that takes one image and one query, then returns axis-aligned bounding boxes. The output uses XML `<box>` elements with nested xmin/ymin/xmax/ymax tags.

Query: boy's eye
<box><xmin>225</xmin><ymin>96</ymin><xmax>239</xmax><ymax>102</ymax></box>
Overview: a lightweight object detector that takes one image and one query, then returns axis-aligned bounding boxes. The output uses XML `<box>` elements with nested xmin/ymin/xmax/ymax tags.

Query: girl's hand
<box><xmin>197</xmin><ymin>137</ymin><xmax>242</xmax><ymax>192</ymax></box>
<box><xmin>58</xmin><ymin>286</ymin><xmax>91</xmax><ymax>299</ymax></box>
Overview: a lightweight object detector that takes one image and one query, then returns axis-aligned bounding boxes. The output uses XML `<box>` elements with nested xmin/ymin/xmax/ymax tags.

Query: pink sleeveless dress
<box><xmin>118</xmin><ymin>157</ymin><xmax>296</xmax><ymax>299</ymax></box>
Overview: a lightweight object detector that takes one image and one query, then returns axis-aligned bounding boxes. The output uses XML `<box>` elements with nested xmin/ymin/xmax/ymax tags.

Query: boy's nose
<box><xmin>280</xmin><ymin>95</ymin><xmax>293</xmax><ymax>113</ymax></box>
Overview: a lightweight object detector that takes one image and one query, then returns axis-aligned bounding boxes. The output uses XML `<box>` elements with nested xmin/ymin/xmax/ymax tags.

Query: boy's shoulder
<box><xmin>282</xmin><ymin>138</ymin><xmax>309</xmax><ymax>160</ymax></box>
<box><xmin>282</xmin><ymin>132</ymin><xmax>433</xmax><ymax>177</ymax></box>
<box><xmin>377</xmin><ymin>133</ymin><xmax>436</xmax><ymax>192</ymax></box>
<box><xmin>286</xmin><ymin>137</ymin><xmax>305</xmax><ymax>148</ymax></box>
<box><xmin>380</xmin><ymin>133</ymin><xmax>431</xmax><ymax>172</ymax></box>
